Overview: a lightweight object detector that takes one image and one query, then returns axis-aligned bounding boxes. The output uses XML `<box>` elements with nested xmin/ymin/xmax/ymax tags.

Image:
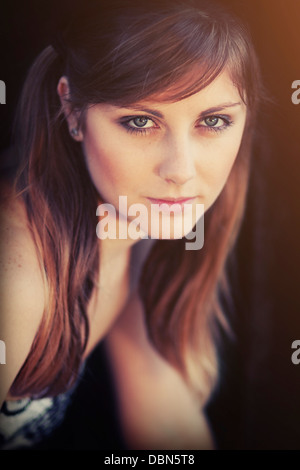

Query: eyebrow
<box><xmin>120</xmin><ymin>102</ymin><xmax>242</xmax><ymax>119</ymax></box>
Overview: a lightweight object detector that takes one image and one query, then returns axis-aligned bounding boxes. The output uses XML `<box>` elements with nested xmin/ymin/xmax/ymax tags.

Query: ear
<box><xmin>57</xmin><ymin>76</ymin><xmax>83</xmax><ymax>141</ymax></box>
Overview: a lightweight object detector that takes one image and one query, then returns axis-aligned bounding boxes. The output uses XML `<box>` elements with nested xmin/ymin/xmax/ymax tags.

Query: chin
<box><xmin>145</xmin><ymin>216</ymin><xmax>198</xmax><ymax>240</ymax></box>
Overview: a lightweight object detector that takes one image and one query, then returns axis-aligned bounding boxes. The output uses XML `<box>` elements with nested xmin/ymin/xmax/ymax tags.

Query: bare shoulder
<box><xmin>0</xmin><ymin>185</ymin><xmax>45</xmax><ymax>405</ymax></box>
<box><xmin>0</xmin><ymin>183</ymin><xmax>45</xmax><ymax>295</ymax></box>
<box><xmin>106</xmin><ymin>291</ymin><xmax>215</xmax><ymax>450</ymax></box>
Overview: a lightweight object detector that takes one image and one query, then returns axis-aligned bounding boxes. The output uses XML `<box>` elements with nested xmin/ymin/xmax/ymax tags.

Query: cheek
<box><xmin>83</xmin><ymin>135</ymin><xmax>123</xmax><ymax>185</ymax></box>
<box><xmin>213</xmin><ymin>142</ymin><xmax>240</xmax><ymax>180</ymax></box>
<box><xmin>200</xmin><ymin>129</ymin><xmax>245</xmax><ymax>199</ymax></box>
<box><xmin>82</xmin><ymin>127</ymin><xmax>139</xmax><ymax>202</ymax></box>
<box><xmin>81</xmin><ymin>126</ymin><xmax>151</xmax><ymax>203</ymax></box>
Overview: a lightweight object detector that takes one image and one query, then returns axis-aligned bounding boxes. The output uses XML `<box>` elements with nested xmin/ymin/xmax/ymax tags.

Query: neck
<box><xmin>97</xmin><ymin>208</ymin><xmax>145</xmax><ymax>268</ymax></box>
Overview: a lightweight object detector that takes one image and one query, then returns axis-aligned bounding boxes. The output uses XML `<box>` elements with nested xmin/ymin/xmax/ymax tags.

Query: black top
<box><xmin>33</xmin><ymin>339</ymin><xmax>127</xmax><ymax>450</ymax></box>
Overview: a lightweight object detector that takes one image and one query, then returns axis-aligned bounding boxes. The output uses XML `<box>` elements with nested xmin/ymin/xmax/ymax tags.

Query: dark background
<box><xmin>0</xmin><ymin>0</ymin><xmax>299</xmax><ymax>449</ymax></box>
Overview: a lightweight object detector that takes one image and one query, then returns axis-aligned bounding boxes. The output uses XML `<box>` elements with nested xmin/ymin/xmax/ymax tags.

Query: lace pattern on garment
<box><xmin>0</xmin><ymin>391</ymin><xmax>73</xmax><ymax>450</ymax></box>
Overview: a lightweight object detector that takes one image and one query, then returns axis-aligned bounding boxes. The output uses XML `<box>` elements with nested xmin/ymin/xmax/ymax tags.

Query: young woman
<box><xmin>0</xmin><ymin>0</ymin><xmax>264</xmax><ymax>450</ymax></box>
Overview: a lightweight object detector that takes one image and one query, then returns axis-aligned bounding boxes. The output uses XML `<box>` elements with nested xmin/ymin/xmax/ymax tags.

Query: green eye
<box><xmin>120</xmin><ymin>114</ymin><xmax>158</xmax><ymax>135</ymax></box>
<box><xmin>132</xmin><ymin>117</ymin><xmax>150</xmax><ymax>127</ymax></box>
<box><xmin>198</xmin><ymin>114</ymin><xmax>233</xmax><ymax>134</ymax></box>
<box><xmin>204</xmin><ymin>116</ymin><xmax>220</xmax><ymax>127</ymax></box>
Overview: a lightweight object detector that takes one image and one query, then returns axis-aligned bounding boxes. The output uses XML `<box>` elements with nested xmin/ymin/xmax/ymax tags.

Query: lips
<box><xmin>147</xmin><ymin>197</ymin><xmax>196</xmax><ymax>205</ymax></box>
<box><xmin>146</xmin><ymin>197</ymin><xmax>196</xmax><ymax>215</ymax></box>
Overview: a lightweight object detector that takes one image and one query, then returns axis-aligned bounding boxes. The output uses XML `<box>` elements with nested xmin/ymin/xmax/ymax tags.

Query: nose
<box><xmin>158</xmin><ymin>133</ymin><xmax>196</xmax><ymax>185</ymax></box>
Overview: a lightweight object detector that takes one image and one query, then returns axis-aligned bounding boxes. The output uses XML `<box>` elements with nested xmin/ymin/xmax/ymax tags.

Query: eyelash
<box><xmin>119</xmin><ymin>114</ymin><xmax>234</xmax><ymax>136</ymax></box>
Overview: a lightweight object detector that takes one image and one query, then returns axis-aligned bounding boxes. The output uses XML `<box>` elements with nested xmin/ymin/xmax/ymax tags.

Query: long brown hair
<box><xmin>10</xmin><ymin>0</ymin><xmax>263</xmax><ymax>402</ymax></box>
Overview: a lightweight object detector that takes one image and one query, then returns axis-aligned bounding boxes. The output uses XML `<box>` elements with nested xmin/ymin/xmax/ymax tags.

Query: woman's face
<box><xmin>78</xmin><ymin>70</ymin><xmax>247</xmax><ymax>241</ymax></box>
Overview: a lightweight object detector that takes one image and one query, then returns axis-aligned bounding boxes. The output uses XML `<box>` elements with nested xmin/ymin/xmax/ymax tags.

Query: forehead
<box><xmin>132</xmin><ymin>69</ymin><xmax>243</xmax><ymax>111</ymax></box>
<box><xmin>86</xmin><ymin>69</ymin><xmax>246</xmax><ymax>118</ymax></box>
